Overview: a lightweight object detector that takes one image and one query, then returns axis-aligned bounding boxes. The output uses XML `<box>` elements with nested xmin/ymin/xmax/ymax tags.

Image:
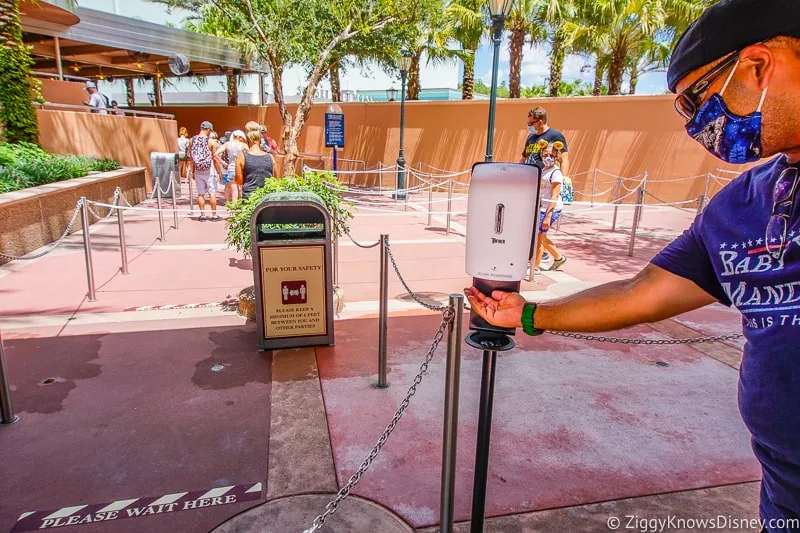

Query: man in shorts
<box><xmin>188</xmin><ymin>121</ymin><xmax>224</xmax><ymax>220</ymax></box>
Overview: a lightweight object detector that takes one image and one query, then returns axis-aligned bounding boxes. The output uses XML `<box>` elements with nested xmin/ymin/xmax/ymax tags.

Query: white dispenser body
<box><xmin>465</xmin><ymin>163</ymin><xmax>541</xmax><ymax>281</ymax></box>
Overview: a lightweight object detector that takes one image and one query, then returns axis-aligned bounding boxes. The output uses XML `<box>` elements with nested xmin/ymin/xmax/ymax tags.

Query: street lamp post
<box><xmin>395</xmin><ymin>52</ymin><xmax>413</xmax><ymax>200</ymax></box>
<box><xmin>484</xmin><ymin>0</ymin><xmax>513</xmax><ymax>162</ymax></box>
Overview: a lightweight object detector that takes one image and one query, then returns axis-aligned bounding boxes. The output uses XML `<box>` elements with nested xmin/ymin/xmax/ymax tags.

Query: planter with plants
<box><xmin>0</xmin><ymin>142</ymin><xmax>120</xmax><ymax>194</ymax></box>
<box><xmin>225</xmin><ymin>170</ymin><xmax>353</xmax><ymax>319</ymax></box>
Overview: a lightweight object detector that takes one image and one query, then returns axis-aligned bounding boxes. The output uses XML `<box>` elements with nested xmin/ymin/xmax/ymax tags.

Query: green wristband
<box><xmin>521</xmin><ymin>302</ymin><xmax>545</xmax><ymax>336</ymax></box>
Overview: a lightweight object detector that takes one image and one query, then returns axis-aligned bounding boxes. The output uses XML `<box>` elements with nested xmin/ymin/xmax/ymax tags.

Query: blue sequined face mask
<box><xmin>685</xmin><ymin>59</ymin><xmax>768</xmax><ymax>164</ymax></box>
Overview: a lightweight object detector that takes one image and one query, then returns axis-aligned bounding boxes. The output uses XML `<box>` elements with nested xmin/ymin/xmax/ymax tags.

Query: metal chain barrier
<box><xmin>344</xmin><ymin>230</ymin><xmax>380</xmax><ymax>249</ymax></box>
<box><xmin>0</xmin><ymin>198</ymin><xmax>84</xmax><ymax>261</ymax></box>
<box><xmin>85</xmin><ymin>188</ymin><xmax>121</xmax><ymax>220</ymax></box>
<box><xmin>385</xmin><ymin>241</ymin><xmax>449</xmax><ymax>312</ymax></box>
<box><xmin>303</xmin><ymin>308</ymin><xmax>455</xmax><ymax>533</ymax></box>
<box><xmin>551</xmin><ymin>331</ymin><xmax>742</xmax><ymax>344</ymax></box>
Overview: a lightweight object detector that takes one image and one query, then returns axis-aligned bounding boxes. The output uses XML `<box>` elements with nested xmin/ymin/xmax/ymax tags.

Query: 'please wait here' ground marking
<box><xmin>11</xmin><ymin>482</ymin><xmax>263</xmax><ymax>531</ymax></box>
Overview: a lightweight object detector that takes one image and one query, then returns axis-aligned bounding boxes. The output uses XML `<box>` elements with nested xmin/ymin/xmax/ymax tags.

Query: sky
<box><xmin>77</xmin><ymin>0</ymin><xmax>670</xmax><ymax>97</ymax></box>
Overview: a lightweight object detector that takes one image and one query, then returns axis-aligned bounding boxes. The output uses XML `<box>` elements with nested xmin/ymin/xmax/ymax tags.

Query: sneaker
<box><xmin>542</xmin><ymin>252</ymin><xmax>550</xmax><ymax>261</ymax></box>
<box><xmin>211</xmin><ymin>215</ymin><xmax>221</xmax><ymax>221</ymax></box>
<box><xmin>199</xmin><ymin>215</ymin><xmax>207</xmax><ymax>221</ymax></box>
<box><xmin>549</xmin><ymin>256</ymin><xmax>567</xmax><ymax>271</ymax></box>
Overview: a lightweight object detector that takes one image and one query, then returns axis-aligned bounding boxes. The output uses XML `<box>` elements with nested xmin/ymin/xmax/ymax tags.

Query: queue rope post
<box><xmin>378</xmin><ymin>161</ymin><xmax>384</xmax><ymax>195</ymax></box>
<box><xmin>188</xmin><ymin>166</ymin><xmax>195</xmax><ymax>217</ymax></box>
<box><xmin>628</xmin><ymin>186</ymin><xmax>646</xmax><ymax>257</ymax></box>
<box><xmin>333</xmin><ymin>234</ymin><xmax>340</xmax><ymax>287</ymax></box>
<box><xmin>427</xmin><ymin>175</ymin><xmax>434</xmax><ymax>227</ymax></box>
<box><xmin>156</xmin><ymin>178</ymin><xmax>166</xmax><ymax>242</ymax></box>
<box><xmin>696</xmin><ymin>194</ymin><xmax>706</xmax><ymax>218</ymax></box>
<box><xmin>703</xmin><ymin>172</ymin><xmax>711</xmax><ymax>203</ymax></box>
<box><xmin>446</xmin><ymin>178</ymin><xmax>454</xmax><ymax>236</ymax></box>
<box><xmin>0</xmin><ymin>330</ymin><xmax>19</xmax><ymax>425</ymax></box>
<box><xmin>611</xmin><ymin>178</ymin><xmax>623</xmax><ymax>232</ymax></box>
<box><xmin>591</xmin><ymin>168</ymin><xmax>598</xmax><ymax>206</ymax></box>
<box><xmin>117</xmin><ymin>195</ymin><xmax>129</xmax><ymax>275</ymax></box>
<box><xmin>438</xmin><ymin>294</ymin><xmax>464</xmax><ymax>533</ymax></box>
<box><xmin>80</xmin><ymin>197</ymin><xmax>97</xmax><ymax>302</ymax></box>
<box><xmin>374</xmin><ymin>234</ymin><xmax>390</xmax><ymax>389</ymax></box>
<box><xmin>637</xmin><ymin>172</ymin><xmax>648</xmax><ymax>229</ymax></box>
<box><xmin>170</xmin><ymin>171</ymin><xmax>179</xmax><ymax>230</ymax></box>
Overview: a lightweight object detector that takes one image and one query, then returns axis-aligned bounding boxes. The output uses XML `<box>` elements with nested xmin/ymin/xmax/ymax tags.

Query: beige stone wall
<box><xmin>36</xmin><ymin>109</ymin><xmax>178</xmax><ymax>191</ymax></box>
<box><xmin>157</xmin><ymin>96</ymin><xmax>756</xmax><ymax>203</ymax></box>
<box><xmin>0</xmin><ymin>168</ymin><xmax>146</xmax><ymax>264</ymax></box>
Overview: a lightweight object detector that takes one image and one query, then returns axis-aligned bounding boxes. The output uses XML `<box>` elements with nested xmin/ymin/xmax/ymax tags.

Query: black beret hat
<box><xmin>667</xmin><ymin>0</ymin><xmax>800</xmax><ymax>92</ymax></box>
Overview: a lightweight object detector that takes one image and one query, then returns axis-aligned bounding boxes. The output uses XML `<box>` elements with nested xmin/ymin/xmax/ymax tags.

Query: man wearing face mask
<box><xmin>520</xmin><ymin>106</ymin><xmax>570</xmax><ymax>176</ymax></box>
<box><xmin>466</xmin><ymin>1</ymin><xmax>800</xmax><ymax>530</ymax></box>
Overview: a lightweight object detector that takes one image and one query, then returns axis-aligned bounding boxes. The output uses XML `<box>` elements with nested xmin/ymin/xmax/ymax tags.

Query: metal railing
<box><xmin>33</xmin><ymin>101</ymin><xmax>175</xmax><ymax>120</ymax></box>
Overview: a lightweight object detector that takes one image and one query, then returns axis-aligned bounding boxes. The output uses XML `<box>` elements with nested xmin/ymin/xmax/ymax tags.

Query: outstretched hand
<box><xmin>464</xmin><ymin>287</ymin><xmax>526</xmax><ymax>329</ymax></box>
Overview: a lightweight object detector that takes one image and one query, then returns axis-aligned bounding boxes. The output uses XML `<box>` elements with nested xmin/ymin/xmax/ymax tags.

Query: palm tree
<box><xmin>625</xmin><ymin>38</ymin><xmax>671</xmax><ymax>94</ymax></box>
<box><xmin>445</xmin><ymin>0</ymin><xmax>486</xmax><ymax>100</ymax></box>
<box><xmin>0</xmin><ymin>0</ymin><xmax>40</xmax><ymax>143</ymax></box>
<box><xmin>406</xmin><ymin>14</ymin><xmax>457</xmax><ymax>100</ymax></box>
<box><xmin>506</xmin><ymin>0</ymin><xmax>545</xmax><ymax>98</ymax></box>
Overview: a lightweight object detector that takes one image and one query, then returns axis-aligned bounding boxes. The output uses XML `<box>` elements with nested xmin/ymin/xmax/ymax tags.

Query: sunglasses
<box><xmin>766</xmin><ymin>167</ymin><xmax>800</xmax><ymax>260</ymax></box>
<box><xmin>674</xmin><ymin>52</ymin><xmax>740</xmax><ymax>123</ymax></box>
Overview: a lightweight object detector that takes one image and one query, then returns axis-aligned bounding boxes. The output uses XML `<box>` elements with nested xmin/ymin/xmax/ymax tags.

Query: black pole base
<box><xmin>0</xmin><ymin>415</ymin><xmax>21</xmax><ymax>425</ymax></box>
<box><xmin>465</xmin><ymin>331</ymin><xmax>514</xmax><ymax>352</ymax></box>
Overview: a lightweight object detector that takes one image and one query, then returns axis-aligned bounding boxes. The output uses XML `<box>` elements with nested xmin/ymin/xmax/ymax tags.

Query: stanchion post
<box><xmin>591</xmin><ymin>168</ymin><xmax>597</xmax><ymax>206</ymax></box>
<box><xmin>333</xmin><ymin>234</ymin><xmax>339</xmax><ymax>287</ymax></box>
<box><xmin>170</xmin><ymin>171</ymin><xmax>179</xmax><ymax>230</ymax></box>
<box><xmin>80</xmin><ymin>197</ymin><xmax>97</xmax><ymax>302</ymax></box>
<box><xmin>156</xmin><ymin>179</ymin><xmax>166</xmax><ymax>242</ymax></box>
<box><xmin>378</xmin><ymin>161</ymin><xmax>383</xmax><ymax>194</ymax></box>
<box><xmin>439</xmin><ymin>294</ymin><xmax>464</xmax><ymax>533</ymax></box>
<box><xmin>0</xmin><ymin>330</ymin><xmax>20</xmax><ymax>425</ymax></box>
<box><xmin>117</xmin><ymin>200</ymin><xmax>129</xmax><ymax>275</ymax></box>
<box><xmin>427</xmin><ymin>175</ymin><xmax>434</xmax><ymax>227</ymax></box>
<box><xmin>703</xmin><ymin>172</ymin><xmax>711</xmax><ymax>203</ymax></box>
<box><xmin>374</xmin><ymin>234</ymin><xmax>390</xmax><ymax>389</ymax></box>
<box><xmin>637</xmin><ymin>172</ymin><xmax>648</xmax><ymax>229</ymax></box>
<box><xmin>611</xmin><ymin>178</ymin><xmax>623</xmax><ymax>232</ymax></box>
<box><xmin>188</xmin><ymin>167</ymin><xmax>195</xmax><ymax>217</ymax></box>
<box><xmin>446</xmin><ymin>178</ymin><xmax>453</xmax><ymax>236</ymax></box>
<box><xmin>628</xmin><ymin>187</ymin><xmax>645</xmax><ymax>257</ymax></box>
<box><xmin>696</xmin><ymin>194</ymin><xmax>706</xmax><ymax>218</ymax></box>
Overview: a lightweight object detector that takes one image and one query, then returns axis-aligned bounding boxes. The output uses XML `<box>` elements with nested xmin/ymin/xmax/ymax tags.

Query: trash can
<box><xmin>151</xmin><ymin>152</ymin><xmax>180</xmax><ymax>198</ymax></box>
<box><xmin>251</xmin><ymin>191</ymin><xmax>335</xmax><ymax>351</ymax></box>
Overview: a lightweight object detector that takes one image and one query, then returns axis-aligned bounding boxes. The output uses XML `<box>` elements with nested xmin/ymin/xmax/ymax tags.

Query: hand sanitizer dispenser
<box><xmin>466</xmin><ymin>162</ymin><xmax>541</xmax><ymax>337</ymax></box>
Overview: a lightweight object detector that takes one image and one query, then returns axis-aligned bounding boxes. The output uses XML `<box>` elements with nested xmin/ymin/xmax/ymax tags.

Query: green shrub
<box><xmin>0</xmin><ymin>142</ymin><xmax>121</xmax><ymax>192</ymax></box>
<box><xmin>225</xmin><ymin>170</ymin><xmax>353</xmax><ymax>255</ymax></box>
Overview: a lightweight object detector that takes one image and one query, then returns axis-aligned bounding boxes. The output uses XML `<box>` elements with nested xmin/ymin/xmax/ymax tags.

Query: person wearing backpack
<box><xmin>530</xmin><ymin>141</ymin><xmax>568</xmax><ymax>274</ymax></box>
<box><xmin>188</xmin><ymin>121</ymin><xmax>224</xmax><ymax>221</ymax></box>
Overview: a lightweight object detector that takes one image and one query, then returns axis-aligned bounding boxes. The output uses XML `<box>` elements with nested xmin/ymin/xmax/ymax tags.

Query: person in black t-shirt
<box><xmin>520</xmin><ymin>106</ymin><xmax>570</xmax><ymax>177</ymax></box>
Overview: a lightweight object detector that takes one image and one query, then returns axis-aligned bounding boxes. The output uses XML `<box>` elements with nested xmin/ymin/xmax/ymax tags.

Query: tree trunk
<box><xmin>153</xmin><ymin>77</ymin><xmax>163</xmax><ymax>107</ymax></box>
<box><xmin>269</xmin><ymin>60</ymin><xmax>292</xmax><ymax>153</ymax></box>
<box><xmin>0</xmin><ymin>0</ymin><xmax>40</xmax><ymax>143</ymax></box>
<box><xmin>329</xmin><ymin>62</ymin><xmax>341</xmax><ymax>102</ymax></box>
<box><xmin>125</xmin><ymin>78</ymin><xmax>135</xmax><ymax>107</ymax></box>
<box><xmin>407</xmin><ymin>52</ymin><xmax>421</xmax><ymax>100</ymax></box>
<box><xmin>461</xmin><ymin>50</ymin><xmax>475</xmax><ymax>100</ymax></box>
<box><xmin>226</xmin><ymin>73</ymin><xmax>238</xmax><ymax>106</ymax></box>
<box><xmin>548</xmin><ymin>33</ymin><xmax>566</xmax><ymax>97</ymax></box>
<box><xmin>607</xmin><ymin>45</ymin><xmax>626</xmax><ymax>96</ymax></box>
<box><xmin>508</xmin><ymin>29</ymin><xmax>524</xmax><ymax>99</ymax></box>
<box><xmin>629</xmin><ymin>69</ymin><xmax>638</xmax><ymax>95</ymax></box>
<box><xmin>593</xmin><ymin>64</ymin><xmax>603</xmax><ymax>96</ymax></box>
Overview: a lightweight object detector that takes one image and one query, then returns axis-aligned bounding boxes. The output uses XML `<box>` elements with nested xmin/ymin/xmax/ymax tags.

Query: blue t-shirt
<box><xmin>651</xmin><ymin>155</ymin><xmax>800</xmax><ymax>530</ymax></box>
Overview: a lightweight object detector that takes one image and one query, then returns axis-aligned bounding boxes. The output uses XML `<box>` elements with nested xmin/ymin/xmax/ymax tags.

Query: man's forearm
<box><xmin>561</xmin><ymin>153</ymin><xmax>570</xmax><ymax>177</ymax></box>
<box><xmin>534</xmin><ymin>265</ymin><xmax>717</xmax><ymax>332</ymax></box>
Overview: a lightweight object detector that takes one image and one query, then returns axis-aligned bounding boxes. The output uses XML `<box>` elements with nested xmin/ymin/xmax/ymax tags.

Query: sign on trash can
<box><xmin>251</xmin><ymin>192</ymin><xmax>335</xmax><ymax>351</ymax></box>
